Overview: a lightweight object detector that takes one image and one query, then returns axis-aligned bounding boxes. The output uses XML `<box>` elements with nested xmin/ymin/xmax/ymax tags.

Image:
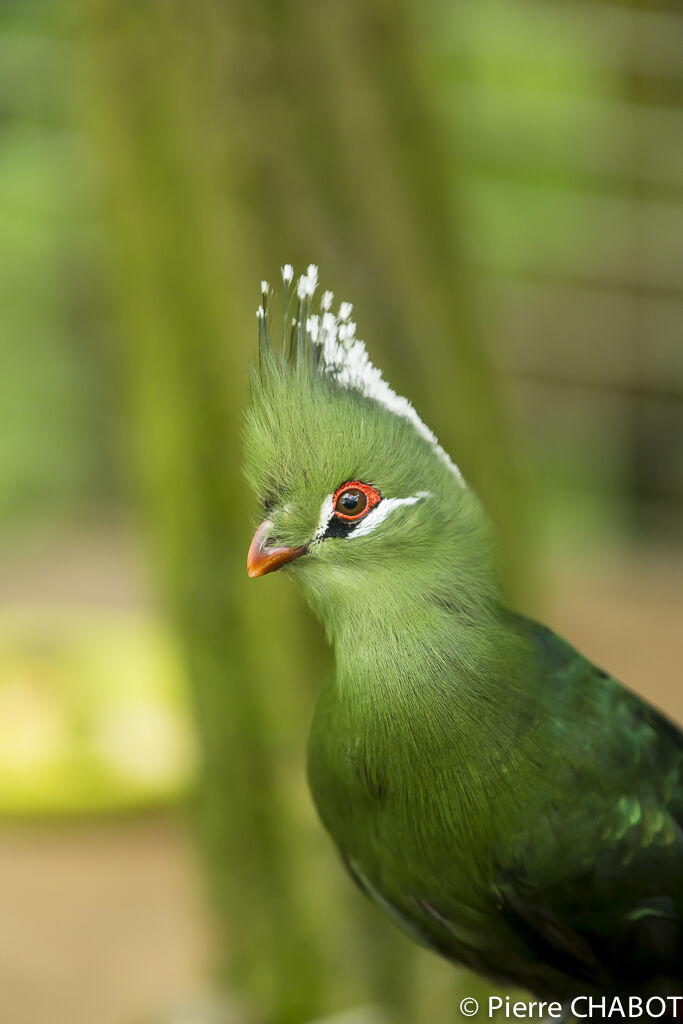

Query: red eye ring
<box><xmin>332</xmin><ymin>481</ymin><xmax>382</xmax><ymax>521</ymax></box>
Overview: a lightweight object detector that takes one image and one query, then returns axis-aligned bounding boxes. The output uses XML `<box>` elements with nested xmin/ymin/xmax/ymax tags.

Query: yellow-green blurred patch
<box><xmin>0</xmin><ymin>608</ymin><xmax>198</xmax><ymax>815</ymax></box>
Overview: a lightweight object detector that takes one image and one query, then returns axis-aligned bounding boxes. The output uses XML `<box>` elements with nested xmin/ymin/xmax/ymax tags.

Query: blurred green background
<box><xmin>1</xmin><ymin>1</ymin><xmax>682</xmax><ymax>1022</ymax></box>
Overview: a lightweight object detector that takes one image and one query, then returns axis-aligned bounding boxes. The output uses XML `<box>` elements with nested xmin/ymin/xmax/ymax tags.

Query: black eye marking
<box><xmin>322</xmin><ymin>516</ymin><xmax>356</xmax><ymax>540</ymax></box>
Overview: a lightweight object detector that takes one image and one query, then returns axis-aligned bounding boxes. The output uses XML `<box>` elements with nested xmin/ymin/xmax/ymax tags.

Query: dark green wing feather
<box><xmin>492</xmin><ymin>617</ymin><xmax>683</xmax><ymax>997</ymax></box>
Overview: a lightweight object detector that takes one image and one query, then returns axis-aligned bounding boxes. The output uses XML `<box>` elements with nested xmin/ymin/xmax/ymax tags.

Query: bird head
<box><xmin>243</xmin><ymin>266</ymin><xmax>499</xmax><ymax>630</ymax></box>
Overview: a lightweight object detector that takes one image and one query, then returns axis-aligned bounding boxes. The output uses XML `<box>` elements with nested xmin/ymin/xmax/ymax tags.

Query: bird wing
<box><xmin>491</xmin><ymin>616</ymin><xmax>683</xmax><ymax>996</ymax></box>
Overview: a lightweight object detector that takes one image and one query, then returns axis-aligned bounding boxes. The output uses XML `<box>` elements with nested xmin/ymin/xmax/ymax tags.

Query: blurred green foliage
<box><xmin>0</xmin><ymin>609</ymin><xmax>196</xmax><ymax>814</ymax></box>
<box><xmin>1</xmin><ymin>0</ymin><xmax>681</xmax><ymax>1022</ymax></box>
<box><xmin>0</xmin><ymin>7</ymin><xmax>120</xmax><ymax>536</ymax></box>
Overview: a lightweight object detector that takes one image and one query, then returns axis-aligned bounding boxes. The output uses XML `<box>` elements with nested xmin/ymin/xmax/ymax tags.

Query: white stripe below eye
<box><xmin>348</xmin><ymin>491</ymin><xmax>432</xmax><ymax>537</ymax></box>
<box><xmin>314</xmin><ymin>490</ymin><xmax>431</xmax><ymax>542</ymax></box>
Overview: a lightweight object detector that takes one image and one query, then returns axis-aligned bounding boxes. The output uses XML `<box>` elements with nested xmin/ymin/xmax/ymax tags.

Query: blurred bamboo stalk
<box><xmin>74</xmin><ymin>1</ymin><xmax>528</xmax><ymax>1022</ymax></box>
<box><xmin>74</xmin><ymin>8</ymin><xmax>329</xmax><ymax>1023</ymax></box>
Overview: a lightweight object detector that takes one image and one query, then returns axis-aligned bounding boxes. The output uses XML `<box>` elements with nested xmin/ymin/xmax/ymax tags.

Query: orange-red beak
<box><xmin>247</xmin><ymin>520</ymin><xmax>307</xmax><ymax>578</ymax></box>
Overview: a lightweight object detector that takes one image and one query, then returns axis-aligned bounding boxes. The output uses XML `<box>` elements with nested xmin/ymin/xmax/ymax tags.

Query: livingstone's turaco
<box><xmin>243</xmin><ymin>265</ymin><xmax>683</xmax><ymax>1005</ymax></box>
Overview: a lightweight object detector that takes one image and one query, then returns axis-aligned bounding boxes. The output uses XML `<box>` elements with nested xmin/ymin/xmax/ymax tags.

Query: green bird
<box><xmin>243</xmin><ymin>265</ymin><xmax>683</xmax><ymax>1004</ymax></box>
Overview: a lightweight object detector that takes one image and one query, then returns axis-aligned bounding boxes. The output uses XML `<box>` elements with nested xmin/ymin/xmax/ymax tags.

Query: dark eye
<box><xmin>336</xmin><ymin>488</ymin><xmax>366</xmax><ymax>516</ymax></box>
<box><xmin>332</xmin><ymin>481</ymin><xmax>382</xmax><ymax>521</ymax></box>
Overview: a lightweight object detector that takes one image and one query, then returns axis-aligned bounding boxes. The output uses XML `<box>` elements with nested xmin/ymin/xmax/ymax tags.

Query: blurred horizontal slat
<box><xmin>431</xmin><ymin>0</ymin><xmax>683</xmax><ymax>84</ymax></box>
<box><xmin>451</xmin><ymin>89</ymin><xmax>683</xmax><ymax>192</ymax></box>
<box><xmin>483</xmin><ymin>280</ymin><xmax>683</xmax><ymax>394</ymax></box>
<box><xmin>503</xmin><ymin>377</ymin><xmax>631</xmax><ymax>485</ymax></box>
<box><xmin>462</xmin><ymin>180</ymin><xmax>683</xmax><ymax>293</ymax></box>
<box><xmin>504</xmin><ymin>378</ymin><xmax>683</xmax><ymax>505</ymax></box>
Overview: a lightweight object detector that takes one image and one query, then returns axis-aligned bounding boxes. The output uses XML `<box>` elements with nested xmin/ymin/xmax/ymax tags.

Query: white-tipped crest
<box><xmin>297</xmin><ymin>264</ymin><xmax>318</xmax><ymax>300</ymax></box>
<box><xmin>257</xmin><ymin>265</ymin><xmax>465</xmax><ymax>484</ymax></box>
<box><xmin>304</xmin><ymin>264</ymin><xmax>318</xmax><ymax>295</ymax></box>
<box><xmin>306</xmin><ymin>315</ymin><xmax>320</xmax><ymax>343</ymax></box>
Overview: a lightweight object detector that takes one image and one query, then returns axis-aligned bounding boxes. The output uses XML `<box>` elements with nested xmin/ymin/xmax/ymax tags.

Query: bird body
<box><xmin>308</xmin><ymin>613</ymin><xmax>683</xmax><ymax>999</ymax></box>
<box><xmin>244</xmin><ymin>267</ymin><xmax>683</xmax><ymax>1000</ymax></box>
